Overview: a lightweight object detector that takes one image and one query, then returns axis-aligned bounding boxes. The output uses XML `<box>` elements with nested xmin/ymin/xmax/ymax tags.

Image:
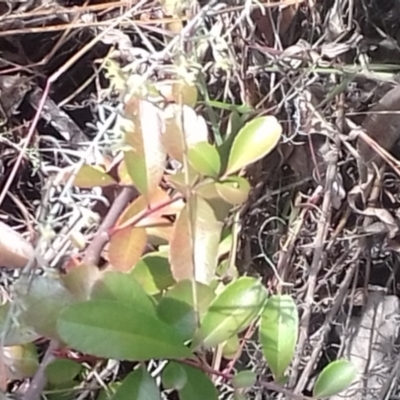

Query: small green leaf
<box><xmin>259</xmin><ymin>295</ymin><xmax>298</xmax><ymax>380</ymax></box>
<box><xmin>130</xmin><ymin>252</ymin><xmax>175</xmax><ymax>295</ymax></box>
<box><xmin>232</xmin><ymin>371</ymin><xmax>257</xmax><ymax>389</ymax></box>
<box><xmin>313</xmin><ymin>359</ymin><xmax>357</xmax><ymax>398</ymax></box>
<box><xmin>188</xmin><ymin>141</ymin><xmax>221</xmax><ymax>178</ymax></box>
<box><xmin>45</xmin><ymin>359</ymin><xmax>82</xmax><ymax>385</ymax></box>
<box><xmin>90</xmin><ymin>271</ymin><xmax>156</xmax><ymax>315</ymax></box>
<box><xmin>4</xmin><ymin>343</ymin><xmax>39</xmax><ymax>379</ymax></box>
<box><xmin>112</xmin><ymin>366</ymin><xmax>161</xmax><ymax>400</ymax></box>
<box><xmin>222</xmin><ymin>335</ymin><xmax>240</xmax><ymax>359</ymax></box>
<box><xmin>215</xmin><ymin>176</ymin><xmax>250</xmax><ymax>205</ymax></box>
<box><xmin>225</xmin><ymin>116</ymin><xmax>282</xmax><ymax>175</ymax></box>
<box><xmin>74</xmin><ymin>165</ymin><xmax>116</xmax><ymax>188</ymax></box>
<box><xmin>195</xmin><ymin>277</ymin><xmax>267</xmax><ymax>348</ymax></box>
<box><xmin>162</xmin><ymin>361</ymin><xmax>187</xmax><ymax>390</ymax></box>
<box><xmin>57</xmin><ymin>300</ymin><xmax>192</xmax><ymax>361</ymax></box>
<box><xmin>178</xmin><ymin>364</ymin><xmax>218</xmax><ymax>400</ymax></box>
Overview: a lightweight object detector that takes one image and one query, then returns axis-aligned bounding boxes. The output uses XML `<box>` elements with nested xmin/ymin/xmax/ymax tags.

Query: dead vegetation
<box><xmin>2</xmin><ymin>0</ymin><xmax>400</xmax><ymax>398</ymax></box>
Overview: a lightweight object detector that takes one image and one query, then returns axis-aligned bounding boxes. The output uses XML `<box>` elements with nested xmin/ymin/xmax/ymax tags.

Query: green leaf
<box><xmin>130</xmin><ymin>252</ymin><xmax>175</xmax><ymax>295</ymax></box>
<box><xmin>90</xmin><ymin>271</ymin><xmax>156</xmax><ymax>315</ymax></box>
<box><xmin>215</xmin><ymin>177</ymin><xmax>250</xmax><ymax>205</ymax></box>
<box><xmin>200</xmin><ymin>100</ymin><xmax>253</xmax><ymax>114</ymax></box>
<box><xmin>188</xmin><ymin>141</ymin><xmax>221</xmax><ymax>178</ymax></box>
<box><xmin>221</xmin><ymin>335</ymin><xmax>240</xmax><ymax>359</ymax></box>
<box><xmin>162</xmin><ymin>361</ymin><xmax>187</xmax><ymax>390</ymax></box>
<box><xmin>232</xmin><ymin>371</ymin><xmax>257</xmax><ymax>389</ymax></box>
<box><xmin>57</xmin><ymin>300</ymin><xmax>193</xmax><ymax>361</ymax></box>
<box><xmin>259</xmin><ymin>295</ymin><xmax>298</xmax><ymax>380</ymax></box>
<box><xmin>15</xmin><ymin>274</ymin><xmax>75</xmax><ymax>340</ymax></box>
<box><xmin>62</xmin><ymin>263</ymin><xmax>101</xmax><ymax>301</ymax></box>
<box><xmin>195</xmin><ymin>277</ymin><xmax>268</xmax><ymax>348</ymax></box>
<box><xmin>225</xmin><ymin>116</ymin><xmax>282</xmax><ymax>175</ymax></box>
<box><xmin>112</xmin><ymin>366</ymin><xmax>161</xmax><ymax>400</ymax></box>
<box><xmin>157</xmin><ymin>280</ymin><xmax>215</xmax><ymax>341</ymax></box>
<box><xmin>45</xmin><ymin>359</ymin><xmax>82</xmax><ymax>385</ymax></box>
<box><xmin>74</xmin><ymin>165</ymin><xmax>116</xmax><ymax>188</ymax></box>
<box><xmin>313</xmin><ymin>359</ymin><xmax>357</xmax><ymax>398</ymax></box>
<box><xmin>178</xmin><ymin>364</ymin><xmax>218</xmax><ymax>400</ymax></box>
<box><xmin>4</xmin><ymin>343</ymin><xmax>39</xmax><ymax>379</ymax></box>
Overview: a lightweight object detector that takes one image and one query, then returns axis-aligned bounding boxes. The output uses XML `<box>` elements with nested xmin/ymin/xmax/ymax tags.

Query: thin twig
<box><xmin>23</xmin><ymin>340</ymin><xmax>59</xmax><ymax>400</ymax></box>
<box><xmin>291</xmin><ymin>146</ymin><xmax>339</xmax><ymax>391</ymax></box>
<box><xmin>83</xmin><ymin>187</ymin><xmax>138</xmax><ymax>266</ymax></box>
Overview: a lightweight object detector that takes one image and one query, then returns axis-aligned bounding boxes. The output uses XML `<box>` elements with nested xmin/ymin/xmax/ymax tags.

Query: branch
<box><xmin>83</xmin><ymin>186</ymin><xmax>138</xmax><ymax>266</ymax></box>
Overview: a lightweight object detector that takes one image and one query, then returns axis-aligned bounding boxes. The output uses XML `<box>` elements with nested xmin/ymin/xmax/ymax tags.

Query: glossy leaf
<box><xmin>178</xmin><ymin>363</ymin><xmax>218</xmax><ymax>400</ymax></box>
<box><xmin>225</xmin><ymin>116</ymin><xmax>282</xmax><ymax>175</ymax></box>
<box><xmin>108</xmin><ymin>226</ymin><xmax>147</xmax><ymax>272</ymax></box>
<box><xmin>74</xmin><ymin>165</ymin><xmax>116</xmax><ymax>188</ymax></box>
<box><xmin>313</xmin><ymin>359</ymin><xmax>357</xmax><ymax>398</ymax></box>
<box><xmin>130</xmin><ymin>252</ymin><xmax>175</xmax><ymax>295</ymax></box>
<box><xmin>15</xmin><ymin>274</ymin><xmax>75</xmax><ymax>340</ymax></box>
<box><xmin>259</xmin><ymin>295</ymin><xmax>298</xmax><ymax>380</ymax></box>
<box><xmin>57</xmin><ymin>300</ymin><xmax>192</xmax><ymax>361</ymax></box>
<box><xmin>157</xmin><ymin>280</ymin><xmax>215</xmax><ymax>341</ymax></box>
<box><xmin>162</xmin><ymin>104</ymin><xmax>208</xmax><ymax>162</ymax></box>
<box><xmin>45</xmin><ymin>359</ymin><xmax>82</xmax><ymax>385</ymax></box>
<box><xmin>215</xmin><ymin>176</ymin><xmax>250</xmax><ymax>205</ymax></box>
<box><xmin>188</xmin><ymin>141</ymin><xmax>221</xmax><ymax>178</ymax></box>
<box><xmin>90</xmin><ymin>271</ymin><xmax>156</xmax><ymax>315</ymax></box>
<box><xmin>123</xmin><ymin>100</ymin><xmax>166</xmax><ymax>198</ymax></box>
<box><xmin>112</xmin><ymin>366</ymin><xmax>161</xmax><ymax>400</ymax></box>
<box><xmin>3</xmin><ymin>343</ymin><xmax>39</xmax><ymax>379</ymax></box>
<box><xmin>169</xmin><ymin>196</ymin><xmax>223</xmax><ymax>284</ymax></box>
<box><xmin>195</xmin><ymin>277</ymin><xmax>267</xmax><ymax>348</ymax></box>
<box><xmin>232</xmin><ymin>371</ymin><xmax>257</xmax><ymax>389</ymax></box>
<box><xmin>162</xmin><ymin>361</ymin><xmax>187</xmax><ymax>390</ymax></box>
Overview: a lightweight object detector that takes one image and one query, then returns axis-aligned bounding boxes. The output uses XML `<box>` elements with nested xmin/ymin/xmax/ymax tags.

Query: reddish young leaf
<box><xmin>116</xmin><ymin>189</ymin><xmax>183</xmax><ymax>230</ymax></box>
<box><xmin>122</xmin><ymin>100</ymin><xmax>166</xmax><ymax>198</ymax></box>
<box><xmin>108</xmin><ymin>226</ymin><xmax>147</xmax><ymax>272</ymax></box>
<box><xmin>169</xmin><ymin>196</ymin><xmax>223</xmax><ymax>284</ymax></box>
<box><xmin>162</xmin><ymin>104</ymin><xmax>208</xmax><ymax>162</ymax></box>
